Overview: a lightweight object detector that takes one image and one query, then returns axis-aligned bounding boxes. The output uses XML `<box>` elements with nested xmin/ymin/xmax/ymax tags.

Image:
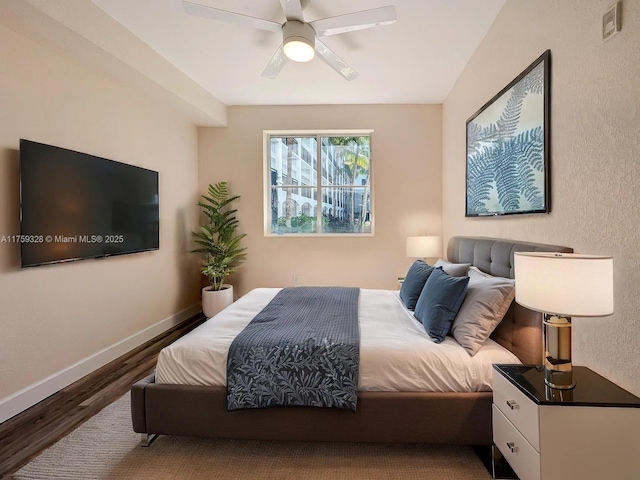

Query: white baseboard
<box><xmin>0</xmin><ymin>303</ymin><xmax>201</xmax><ymax>424</ymax></box>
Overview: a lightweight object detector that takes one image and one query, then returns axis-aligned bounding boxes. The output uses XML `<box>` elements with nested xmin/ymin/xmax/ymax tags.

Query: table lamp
<box><xmin>406</xmin><ymin>236</ymin><xmax>442</xmax><ymax>260</ymax></box>
<box><xmin>514</xmin><ymin>252</ymin><xmax>614</xmax><ymax>389</ymax></box>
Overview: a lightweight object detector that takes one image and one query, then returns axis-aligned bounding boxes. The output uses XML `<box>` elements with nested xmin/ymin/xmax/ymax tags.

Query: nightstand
<box><xmin>492</xmin><ymin>365</ymin><xmax>640</xmax><ymax>480</ymax></box>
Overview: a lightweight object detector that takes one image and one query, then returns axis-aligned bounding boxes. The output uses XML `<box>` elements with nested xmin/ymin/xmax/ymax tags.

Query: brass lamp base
<box><xmin>543</xmin><ymin>314</ymin><xmax>575</xmax><ymax>390</ymax></box>
<box><xmin>545</xmin><ymin>367</ymin><xmax>575</xmax><ymax>390</ymax></box>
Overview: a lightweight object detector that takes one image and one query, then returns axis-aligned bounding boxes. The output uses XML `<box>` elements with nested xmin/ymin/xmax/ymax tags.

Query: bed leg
<box><xmin>140</xmin><ymin>433</ymin><xmax>159</xmax><ymax>447</ymax></box>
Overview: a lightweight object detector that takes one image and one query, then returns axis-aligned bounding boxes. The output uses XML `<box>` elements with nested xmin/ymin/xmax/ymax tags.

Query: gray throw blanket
<box><xmin>226</xmin><ymin>287</ymin><xmax>360</xmax><ymax>411</ymax></box>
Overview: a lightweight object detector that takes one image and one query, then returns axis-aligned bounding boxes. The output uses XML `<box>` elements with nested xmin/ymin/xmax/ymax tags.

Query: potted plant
<box><xmin>192</xmin><ymin>181</ymin><xmax>247</xmax><ymax>317</ymax></box>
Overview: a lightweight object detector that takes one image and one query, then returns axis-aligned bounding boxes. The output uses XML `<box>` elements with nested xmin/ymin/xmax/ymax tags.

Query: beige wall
<box><xmin>199</xmin><ymin>105</ymin><xmax>442</xmax><ymax>295</ymax></box>
<box><xmin>0</xmin><ymin>25</ymin><xmax>201</xmax><ymax>400</ymax></box>
<box><xmin>442</xmin><ymin>0</ymin><xmax>640</xmax><ymax>394</ymax></box>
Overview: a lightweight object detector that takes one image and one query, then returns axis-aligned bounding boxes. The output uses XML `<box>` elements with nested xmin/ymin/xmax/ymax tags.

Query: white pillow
<box><xmin>450</xmin><ymin>267</ymin><xmax>515</xmax><ymax>356</ymax></box>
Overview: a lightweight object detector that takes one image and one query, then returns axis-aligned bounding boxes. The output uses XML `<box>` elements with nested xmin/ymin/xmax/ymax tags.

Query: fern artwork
<box><xmin>466</xmin><ymin>50</ymin><xmax>550</xmax><ymax>216</ymax></box>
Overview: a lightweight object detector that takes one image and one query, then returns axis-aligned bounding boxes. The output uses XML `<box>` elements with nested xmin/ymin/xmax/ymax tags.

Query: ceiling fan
<box><xmin>182</xmin><ymin>0</ymin><xmax>397</xmax><ymax>81</ymax></box>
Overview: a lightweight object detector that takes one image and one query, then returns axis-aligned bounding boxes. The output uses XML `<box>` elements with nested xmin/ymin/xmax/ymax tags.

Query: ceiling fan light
<box><xmin>284</xmin><ymin>38</ymin><xmax>315</xmax><ymax>62</ymax></box>
<box><xmin>282</xmin><ymin>20</ymin><xmax>316</xmax><ymax>63</ymax></box>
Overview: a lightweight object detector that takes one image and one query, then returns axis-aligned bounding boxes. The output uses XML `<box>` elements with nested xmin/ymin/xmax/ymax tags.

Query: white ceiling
<box><xmin>90</xmin><ymin>0</ymin><xmax>506</xmax><ymax>106</ymax></box>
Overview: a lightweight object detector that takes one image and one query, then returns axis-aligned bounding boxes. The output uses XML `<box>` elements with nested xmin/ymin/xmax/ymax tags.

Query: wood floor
<box><xmin>0</xmin><ymin>313</ymin><xmax>206</xmax><ymax>479</ymax></box>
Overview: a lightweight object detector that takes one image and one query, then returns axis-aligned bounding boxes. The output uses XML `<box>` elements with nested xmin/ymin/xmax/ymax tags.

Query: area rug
<box><xmin>13</xmin><ymin>395</ymin><xmax>491</xmax><ymax>479</ymax></box>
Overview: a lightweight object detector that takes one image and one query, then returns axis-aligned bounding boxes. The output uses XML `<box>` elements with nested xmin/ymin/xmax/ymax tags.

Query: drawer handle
<box><xmin>506</xmin><ymin>400</ymin><xmax>518</xmax><ymax>410</ymax></box>
<box><xmin>507</xmin><ymin>442</ymin><xmax>518</xmax><ymax>453</ymax></box>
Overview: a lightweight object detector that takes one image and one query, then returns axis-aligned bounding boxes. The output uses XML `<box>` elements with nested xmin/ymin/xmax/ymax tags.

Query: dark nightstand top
<box><xmin>494</xmin><ymin>365</ymin><xmax>640</xmax><ymax>407</ymax></box>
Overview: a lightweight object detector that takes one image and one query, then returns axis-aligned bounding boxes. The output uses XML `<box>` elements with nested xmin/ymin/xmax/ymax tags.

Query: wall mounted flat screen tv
<box><xmin>20</xmin><ymin>139</ymin><xmax>159</xmax><ymax>267</ymax></box>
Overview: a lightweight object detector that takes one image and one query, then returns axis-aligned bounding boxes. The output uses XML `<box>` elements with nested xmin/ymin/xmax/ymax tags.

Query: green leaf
<box><xmin>191</xmin><ymin>181</ymin><xmax>246</xmax><ymax>290</ymax></box>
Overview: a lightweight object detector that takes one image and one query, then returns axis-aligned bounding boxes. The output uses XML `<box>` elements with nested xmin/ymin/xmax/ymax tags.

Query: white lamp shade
<box><xmin>514</xmin><ymin>252</ymin><xmax>614</xmax><ymax>317</ymax></box>
<box><xmin>406</xmin><ymin>236</ymin><xmax>442</xmax><ymax>258</ymax></box>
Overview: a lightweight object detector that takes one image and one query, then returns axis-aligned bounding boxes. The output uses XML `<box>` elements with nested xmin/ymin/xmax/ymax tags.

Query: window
<box><xmin>265</xmin><ymin>130</ymin><xmax>373</xmax><ymax>236</ymax></box>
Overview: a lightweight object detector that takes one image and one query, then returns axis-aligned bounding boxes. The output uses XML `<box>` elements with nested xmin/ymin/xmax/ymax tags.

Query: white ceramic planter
<box><xmin>201</xmin><ymin>284</ymin><xmax>233</xmax><ymax>318</ymax></box>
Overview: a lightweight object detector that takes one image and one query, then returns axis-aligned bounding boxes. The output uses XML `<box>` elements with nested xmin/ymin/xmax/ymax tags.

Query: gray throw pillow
<box><xmin>451</xmin><ymin>267</ymin><xmax>515</xmax><ymax>356</ymax></box>
<box><xmin>434</xmin><ymin>259</ymin><xmax>471</xmax><ymax>277</ymax></box>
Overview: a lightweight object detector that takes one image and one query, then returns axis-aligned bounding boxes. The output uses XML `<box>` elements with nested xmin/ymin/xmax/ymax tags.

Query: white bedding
<box><xmin>156</xmin><ymin>288</ymin><xmax>520</xmax><ymax>392</ymax></box>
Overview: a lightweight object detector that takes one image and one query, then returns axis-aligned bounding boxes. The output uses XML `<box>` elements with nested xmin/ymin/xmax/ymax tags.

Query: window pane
<box><xmin>270</xmin><ymin>186</ymin><xmax>319</xmax><ymax>234</ymax></box>
<box><xmin>321</xmin><ymin>136</ymin><xmax>371</xmax><ymax>187</ymax></box>
<box><xmin>321</xmin><ymin>187</ymin><xmax>372</xmax><ymax>234</ymax></box>
<box><xmin>270</xmin><ymin>136</ymin><xmax>318</xmax><ymax>187</ymax></box>
<box><xmin>266</xmin><ymin>132</ymin><xmax>372</xmax><ymax>236</ymax></box>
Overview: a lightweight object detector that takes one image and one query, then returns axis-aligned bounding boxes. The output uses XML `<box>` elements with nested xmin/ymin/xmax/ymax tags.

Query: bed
<box><xmin>131</xmin><ymin>236</ymin><xmax>572</xmax><ymax>446</ymax></box>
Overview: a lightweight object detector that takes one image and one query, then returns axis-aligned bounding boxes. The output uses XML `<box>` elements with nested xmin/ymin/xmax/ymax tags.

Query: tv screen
<box><xmin>20</xmin><ymin>139</ymin><xmax>159</xmax><ymax>267</ymax></box>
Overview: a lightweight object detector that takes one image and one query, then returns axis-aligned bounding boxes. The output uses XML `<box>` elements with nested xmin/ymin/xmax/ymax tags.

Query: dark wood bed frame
<box><xmin>131</xmin><ymin>237</ymin><xmax>572</xmax><ymax>446</ymax></box>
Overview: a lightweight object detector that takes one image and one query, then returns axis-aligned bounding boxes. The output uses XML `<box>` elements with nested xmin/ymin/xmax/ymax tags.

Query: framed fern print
<box><xmin>466</xmin><ymin>50</ymin><xmax>550</xmax><ymax>217</ymax></box>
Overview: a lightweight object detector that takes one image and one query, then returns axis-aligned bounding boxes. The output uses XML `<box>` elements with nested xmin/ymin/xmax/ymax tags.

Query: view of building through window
<box><xmin>266</xmin><ymin>133</ymin><xmax>372</xmax><ymax>235</ymax></box>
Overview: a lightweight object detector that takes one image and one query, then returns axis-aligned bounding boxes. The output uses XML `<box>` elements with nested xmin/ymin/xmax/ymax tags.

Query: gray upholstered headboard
<box><xmin>448</xmin><ymin>236</ymin><xmax>573</xmax><ymax>364</ymax></box>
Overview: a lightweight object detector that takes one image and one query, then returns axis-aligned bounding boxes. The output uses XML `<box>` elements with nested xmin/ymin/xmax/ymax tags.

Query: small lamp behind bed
<box><xmin>406</xmin><ymin>236</ymin><xmax>442</xmax><ymax>261</ymax></box>
<box><xmin>513</xmin><ymin>252</ymin><xmax>614</xmax><ymax>390</ymax></box>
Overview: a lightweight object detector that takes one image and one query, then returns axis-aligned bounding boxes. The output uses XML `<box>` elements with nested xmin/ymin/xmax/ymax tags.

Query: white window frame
<box><xmin>263</xmin><ymin>129</ymin><xmax>374</xmax><ymax>237</ymax></box>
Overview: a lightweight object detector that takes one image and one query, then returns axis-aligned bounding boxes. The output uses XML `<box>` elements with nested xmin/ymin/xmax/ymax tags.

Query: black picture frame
<box><xmin>465</xmin><ymin>50</ymin><xmax>551</xmax><ymax>217</ymax></box>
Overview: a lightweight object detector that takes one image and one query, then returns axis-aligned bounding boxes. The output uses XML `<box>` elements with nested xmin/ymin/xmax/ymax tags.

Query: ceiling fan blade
<box><xmin>310</xmin><ymin>6</ymin><xmax>397</xmax><ymax>37</ymax></box>
<box><xmin>182</xmin><ymin>1</ymin><xmax>282</xmax><ymax>33</ymax></box>
<box><xmin>279</xmin><ymin>0</ymin><xmax>305</xmax><ymax>22</ymax></box>
<box><xmin>261</xmin><ymin>44</ymin><xmax>288</xmax><ymax>79</ymax></box>
<box><xmin>314</xmin><ymin>39</ymin><xmax>358</xmax><ymax>81</ymax></box>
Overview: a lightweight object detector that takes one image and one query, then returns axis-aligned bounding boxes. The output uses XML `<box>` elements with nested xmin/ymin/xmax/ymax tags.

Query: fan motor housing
<box><xmin>283</xmin><ymin>20</ymin><xmax>315</xmax><ymax>62</ymax></box>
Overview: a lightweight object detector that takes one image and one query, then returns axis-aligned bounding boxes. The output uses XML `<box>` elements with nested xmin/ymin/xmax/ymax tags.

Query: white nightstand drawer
<box><xmin>493</xmin><ymin>405</ymin><xmax>540</xmax><ymax>480</ymax></box>
<box><xmin>493</xmin><ymin>368</ymin><xmax>540</xmax><ymax>450</ymax></box>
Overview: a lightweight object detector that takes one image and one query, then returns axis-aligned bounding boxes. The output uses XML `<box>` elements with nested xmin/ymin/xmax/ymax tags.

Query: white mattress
<box><xmin>156</xmin><ymin>288</ymin><xmax>520</xmax><ymax>392</ymax></box>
